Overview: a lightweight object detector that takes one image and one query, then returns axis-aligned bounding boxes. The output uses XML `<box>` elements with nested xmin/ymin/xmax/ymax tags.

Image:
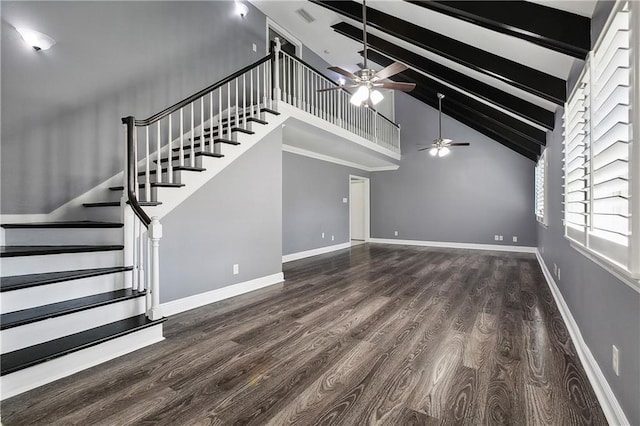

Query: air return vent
<box><xmin>296</xmin><ymin>8</ymin><xmax>316</xmax><ymax>23</ymax></box>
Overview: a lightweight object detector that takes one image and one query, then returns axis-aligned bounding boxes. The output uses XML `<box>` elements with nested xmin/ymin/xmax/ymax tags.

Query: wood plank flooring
<box><xmin>1</xmin><ymin>244</ymin><xmax>607</xmax><ymax>425</ymax></box>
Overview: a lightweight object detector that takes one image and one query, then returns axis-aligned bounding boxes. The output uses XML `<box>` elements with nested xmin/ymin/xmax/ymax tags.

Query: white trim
<box><xmin>0</xmin><ymin>324</ymin><xmax>164</xmax><ymax>400</ymax></box>
<box><xmin>349</xmin><ymin>175</ymin><xmax>370</xmax><ymax>242</ymax></box>
<box><xmin>282</xmin><ymin>144</ymin><xmax>399</xmax><ymax>172</ymax></box>
<box><xmin>160</xmin><ymin>272</ymin><xmax>284</xmax><ymax>316</ymax></box>
<box><xmin>535</xmin><ymin>250</ymin><xmax>631</xmax><ymax>426</ymax></box>
<box><xmin>369</xmin><ymin>238</ymin><xmax>537</xmax><ymax>253</ymax></box>
<box><xmin>282</xmin><ymin>242</ymin><xmax>351</xmax><ymax>263</ymax></box>
<box><xmin>266</xmin><ymin>17</ymin><xmax>302</xmax><ymax>57</ymax></box>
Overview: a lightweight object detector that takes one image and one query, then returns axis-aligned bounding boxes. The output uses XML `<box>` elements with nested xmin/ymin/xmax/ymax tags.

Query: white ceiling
<box><xmin>250</xmin><ymin>0</ymin><xmax>599</xmax><ymax>116</ymax></box>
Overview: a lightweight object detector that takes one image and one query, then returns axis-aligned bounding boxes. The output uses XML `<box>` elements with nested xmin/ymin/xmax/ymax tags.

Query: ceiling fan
<box><xmin>318</xmin><ymin>0</ymin><xmax>416</xmax><ymax>106</ymax></box>
<box><xmin>419</xmin><ymin>93</ymin><xmax>470</xmax><ymax>157</ymax></box>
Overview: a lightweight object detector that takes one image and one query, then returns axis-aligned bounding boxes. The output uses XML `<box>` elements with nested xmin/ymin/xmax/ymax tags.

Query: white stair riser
<box><xmin>0</xmin><ymin>324</ymin><xmax>164</xmax><ymax>400</ymax></box>
<box><xmin>78</xmin><ymin>205</ymin><xmax>122</xmax><ymax>222</ymax></box>
<box><xmin>1</xmin><ymin>250</ymin><xmax>123</xmax><ymax>276</ymax></box>
<box><xmin>3</xmin><ymin>227</ymin><xmax>123</xmax><ymax>246</ymax></box>
<box><xmin>1</xmin><ymin>272</ymin><xmax>128</xmax><ymax>313</ymax></box>
<box><xmin>1</xmin><ymin>297</ymin><xmax>145</xmax><ymax>353</ymax></box>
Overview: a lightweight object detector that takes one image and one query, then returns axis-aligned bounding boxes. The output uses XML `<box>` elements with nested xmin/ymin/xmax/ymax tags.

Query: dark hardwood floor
<box><xmin>1</xmin><ymin>244</ymin><xmax>607</xmax><ymax>425</ymax></box>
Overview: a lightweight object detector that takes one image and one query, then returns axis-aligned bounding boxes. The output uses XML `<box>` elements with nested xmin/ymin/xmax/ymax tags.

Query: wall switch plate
<box><xmin>343</xmin><ymin>197</ymin><xmax>348</xmax><ymax>203</ymax></box>
<box><xmin>499</xmin><ymin>235</ymin><xmax>504</xmax><ymax>241</ymax></box>
<box><xmin>322</xmin><ymin>232</ymin><xmax>325</xmax><ymax>239</ymax></box>
<box><xmin>252</xmin><ymin>43</ymin><xmax>257</xmax><ymax>52</ymax></box>
<box><xmin>557</xmin><ymin>268</ymin><xmax>561</xmax><ymax>280</ymax></box>
<box><xmin>513</xmin><ymin>236</ymin><xmax>518</xmax><ymax>243</ymax></box>
<box><xmin>554</xmin><ymin>263</ymin><xmax>557</xmax><ymax>275</ymax></box>
<box><xmin>331</xmin><ymin>235</ymin><xmax>335</xmax><ymax>241</ymax></box>
<box><xmin>233</xmin><ymin>264</ymin><xmax>239</xmax><ymax>275</ymax></box>
<box><xmin>612</xmin><ymin>345</ymin><xmax>619</xmax><ymax>376</ymax></box>
<box><xmin>494</xmin><ymin>235</ymin><xmax>499</xmax><ymax>241</ymax></box>
<box><xmin>394</xmin><ymin>231</ymin><xmax>398</xmax><ymax>236</ymax></box>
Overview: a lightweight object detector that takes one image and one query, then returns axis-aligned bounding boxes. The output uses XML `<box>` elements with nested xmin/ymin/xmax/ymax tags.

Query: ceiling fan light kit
<box><xmin>419</xmin><ymin>93</ymin><xmax>471</xmax><ymax>157</ymax></box>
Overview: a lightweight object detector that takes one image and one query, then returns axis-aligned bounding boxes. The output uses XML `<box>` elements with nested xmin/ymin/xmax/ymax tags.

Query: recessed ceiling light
<box><xmin>16</xmin><ymin>27</ymin><xmax>56</xmax><ymax>51</ymax></box>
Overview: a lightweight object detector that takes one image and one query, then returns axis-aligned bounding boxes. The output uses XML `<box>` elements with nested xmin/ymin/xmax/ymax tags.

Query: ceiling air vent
<box><xmin>296</xmin><ymin>8</ymin><xmax>316</xmax><ymax>24</ymax></box>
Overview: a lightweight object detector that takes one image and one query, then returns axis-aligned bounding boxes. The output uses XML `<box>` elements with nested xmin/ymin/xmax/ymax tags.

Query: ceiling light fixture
<box><xmin>16</xmin><ymin>27</ymin><xmax>55</xmax><ymax>51</ymax></box>
<box><xmin>235</xmin><ymin>2</ymin><xmax>249</xmax><ymax>18</ymax></box>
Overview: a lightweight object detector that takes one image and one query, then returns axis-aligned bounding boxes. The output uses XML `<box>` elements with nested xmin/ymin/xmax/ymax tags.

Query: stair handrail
<box><xmin>134</xmin><ymin>54</ymin><xmax>275</xmax><ymax>127</ymax></box>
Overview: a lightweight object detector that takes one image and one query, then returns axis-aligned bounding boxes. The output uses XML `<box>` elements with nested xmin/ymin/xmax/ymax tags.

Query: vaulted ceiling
<box><xmin>250</xmin><ymin>0</ymin><xmax>598</xmax><ymax>161</ymax></box>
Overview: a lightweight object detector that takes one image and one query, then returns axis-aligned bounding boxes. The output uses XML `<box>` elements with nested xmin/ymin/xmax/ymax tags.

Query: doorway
<box><xmin>349</xmin><ymin>175</ymin><xmax>370</xmax><ymax>245</ymax></box>
<box><xmin>266</xmin><ymin>18</ymin><xmax>302</xmax><ymax>56</ymax></box>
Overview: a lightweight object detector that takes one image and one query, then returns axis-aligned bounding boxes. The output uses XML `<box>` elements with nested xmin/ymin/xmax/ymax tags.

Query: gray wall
<box><xmin>370</xmin><ymin>93</ymin><xmax>537</xmax><ymax>247</ymax></box>
<box><xmin>160</xmin><ymin>128</ymin><xmax>283</xmax><ymax>303</ymax></box>
<box><xmin>1</xmin><ymin>1</ymin><xmax>267</xmax><ymax>214</ymax></box>
<box><xmin>536</xmin><ymin>2</ymin><xmax>639</xmax><ymax>423</ymax></box>
<box><xmin>538</xmin><ymin>109</ymin><xmax>640</xmax><ymax>426</ymax></box>
<box><xmin>282</xmin><ymin>152</ymin><xmax>369</xmax><ymax>255</ymax></box>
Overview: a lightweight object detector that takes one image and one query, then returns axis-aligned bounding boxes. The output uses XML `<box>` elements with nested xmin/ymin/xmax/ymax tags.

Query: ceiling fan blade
<box><xmin>449</xmin><ymin>142</ymin><xmax>470</xmax><ymax>146</ymax></box>
<box><xmin>372</xmin><ymin>62</ymin><xmax>408</xmax><ymax>81</ymax></box>
<box><xmin>375</xmin><ymin>82</ymin><xmax>416</xmax><ymax>92</ymax></box>
<box><xmin>328</xmin><ymin>66</ymin><xmax>358</xmax><ymax>81</ymax></box>
<box><xmin>418</xmin><ymin>146</ymin><xmax>435</xmax><ymax>152</ymax></box>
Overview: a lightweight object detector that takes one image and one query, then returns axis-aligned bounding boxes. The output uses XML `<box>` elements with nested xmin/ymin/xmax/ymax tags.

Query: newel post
<box><xmin>148</xmin><ymin>216</ymin><xmax>163</xmax><ymax>320</ymax></box>
<box><xmin>272</xmin><ymin>37</ymin><xmax>282</xmax><ymax>102</ymax></box>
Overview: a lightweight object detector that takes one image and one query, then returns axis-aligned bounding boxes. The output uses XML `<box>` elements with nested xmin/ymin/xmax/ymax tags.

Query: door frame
<box><xmin>349</xmin><ymin>175</ymin><xmax>371</xmax><ymax>243</ymax></box>
<box><xmin>266</xmin><ymin>17</ymin><xmax>303</xmax><ymax>57</ymax></box>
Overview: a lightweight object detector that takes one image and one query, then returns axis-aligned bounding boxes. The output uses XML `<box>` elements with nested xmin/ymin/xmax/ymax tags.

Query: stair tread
<box><xmin>0</xmin><ymin>245</ymin><xmax>124</xmax><ymax>258</ymax></box>
<box><xmin>155</xmin><ymin>152</ymin><xmax>224</xmax><ymax>163</ymax></box>
<box><xmin>109</xmin><ymin>183</ymin><xmax>186</xmax><ymax>191</ymax></box>
<box><xmin>0</xmin><ymin>266</ymin><xmax>134</xmax><ymax>292</ymax></box>
<box><xmin>261</xmin><ymin>107</ymin><xmax>280</xmax><ymax>116</ymax></box>
<box><xmin>0</xmin><ymin>314</ymin><xmax>166</xmax><ymax>376</ymax></box>
<box><xmin>173</xmin><ymin>138</ymin><xmax>239</xmax><ymax>150</ymax></box>
<box><xmin>1</xmin><ymin>289</ymin><xmax>145</xmax><ymax>330</ymax></box>
<box><xmin>247</xmin><ymin>117</ymin><xmax>269</xmax><ymax>125</ymax></box>
<box><xmin>1</xmin><ymin>221</ymin><xmax>123</xmax><ymax>229</ymax></box>
<box><xmin>138</xmin><ymin>166</ymin><xmax>206</xmax><ymax>176</ymax></box>
<box><xmin>83</xmin><ymin>201</ymin><xmax>162</xmax><ymax>207</ymax></box>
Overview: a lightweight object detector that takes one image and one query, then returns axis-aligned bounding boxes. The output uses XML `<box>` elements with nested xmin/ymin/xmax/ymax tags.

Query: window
<box><xmin>535</xmin><ymin>149</ymin><xmax>548</xmax><ymax>225</ymax></box>
<box><xmin>563</xmin><ymin>1</ymin><xmax>639</xmax><ymax>280</ymax></box>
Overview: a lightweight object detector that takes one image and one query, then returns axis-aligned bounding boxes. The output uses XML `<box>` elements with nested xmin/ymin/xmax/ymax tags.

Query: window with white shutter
<box><xmin>535</xmin><ymin>149</ymin><xmax>547</xmax><ymax>225</ymax></box>
<box><xmin>563</xmin><ymin>1</ymin><xmax>639</xmax><ymax>280</ymax></box>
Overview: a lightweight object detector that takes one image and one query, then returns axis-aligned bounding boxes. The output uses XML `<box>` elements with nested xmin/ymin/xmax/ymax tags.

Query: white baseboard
<box><xmin>369</xmin><ymin>238</ymin><xmax>537</xmax><ymax>253</ymax></box>
<box><xmin>0</xmin><ymin>324</ymin><xmax>164</xmax><ymax>400</ymax></box>
<box><xmin>535</xmin><ymin>250</ymin><xmax>630</xmax><ymax>426</ymax></box>
<box><xmin>160</xmin><ymin>272</ymin><xmax>285</xmax><ymax>317</ymax></box>
<box><xmin>282</xmin><ymin>242</ymin><xmax>351</xmax><ymax>263</ymax></box>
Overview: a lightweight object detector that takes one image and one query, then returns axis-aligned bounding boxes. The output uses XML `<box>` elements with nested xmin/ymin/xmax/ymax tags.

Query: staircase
<box><xmin>0</xmin><ymin>38</ymin><xmax>400</xmax><ymax>400</ymax></box>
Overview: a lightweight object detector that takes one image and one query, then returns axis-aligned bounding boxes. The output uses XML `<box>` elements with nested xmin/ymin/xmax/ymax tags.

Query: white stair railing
<box><xmin>121</xmin><ymin>39</ymin><xmax>400</xmax><ymax>320</ymax></box>
<box><xmin>273</xmin><ymin>41</ymin><xmax>401</xmax><ymax>154</ymax></box>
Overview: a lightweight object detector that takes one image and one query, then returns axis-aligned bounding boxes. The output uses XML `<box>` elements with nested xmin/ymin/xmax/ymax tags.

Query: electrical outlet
<box><xmin>343</xmin><ymin>197</ymin><xmax>348</xmax><ymax>203</ymax></box>
<box><xmin>394</xmin><ymin>231</ymin><xmax>398</xmax><ymax>236</ymax></box>
<box><xmin>612</xmin><ymin>345</ymin><xmax>620</xmax><ymax>376</ymax></box>
<box><xmin>331</xmin><ymin>235</ymin><xmax>335</xmax><ymax>241</ymax></box>
<box><xmin>513</xmin><ymin>236</ymin><xmax>518</xmax><ymax>243</ymax></box>
<box><xmin>252</xmin><ymin>43</ymin><xmax>257</xmax><ymax>52</ymax></box>
<box><xmin>233</xmin><ymin>264</ymin><xmax>239</xmax><ymax>275</ymax></box>
<box><xmin>322</xmin><ymin>232</ymin><xmax>325</xmax><ymax>239</ymax></box>
<box><xmin>499</xmin><ymin>235</ymin><xmax>504</xmax><ymax>241</ymax></box>
<box><xmin>494</xmin><ymin>235</ymin><xmax>499</xmax><ymax>241</ymax></box>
